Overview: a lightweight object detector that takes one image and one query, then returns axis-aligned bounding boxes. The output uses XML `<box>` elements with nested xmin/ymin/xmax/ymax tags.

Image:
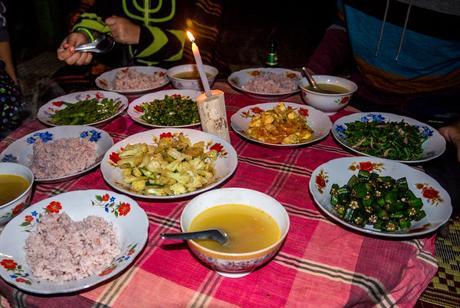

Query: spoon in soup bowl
<box><xmin>161</xmin><ymin>228</ymin><xmax>228</xmax><ymax>245</ymax></box>
<box><xmin>301</xmin><ymin>67</ymin><xmax>319</xmax><ymax>90</ymax></box>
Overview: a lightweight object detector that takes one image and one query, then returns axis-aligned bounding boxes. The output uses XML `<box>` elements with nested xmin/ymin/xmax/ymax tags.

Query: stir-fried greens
<box><xmin>343</xmin><ymin>121</ymin><xmax>428</xmax><ymax>160</ymax></box>
<box><xmin>330</xmin><ymin>170</ymin><xmax>426</xmax><ymax>232</ymax></box>
<box><xmin>50</xmin><ymin>98</ymin><xmax>122</xmax><ymax>125</ymax></box>
<box><xmin>139</xmin><ymin>94</ymin><xmax>199</xmax><ymax>126</ymax></box>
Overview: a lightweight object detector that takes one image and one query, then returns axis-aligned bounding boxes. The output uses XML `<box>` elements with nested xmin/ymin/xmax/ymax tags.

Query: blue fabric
<box><xmin>345</xmin><ymin>5</ymin><xmax>460</xmax><ymax>78</ymax></box>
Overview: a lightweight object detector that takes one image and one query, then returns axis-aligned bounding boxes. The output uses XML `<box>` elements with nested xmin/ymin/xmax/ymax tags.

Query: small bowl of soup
<box><xmin>299</xmin><ymin>75</ymin><xmax>358</xmax><ymax>115</ymax></box>
<box><xmin>167</xmin><ymin>64</ymin><xmax>218</xmax><ymax>91</ymax></box>
<box><xmin>0</xmin><ymin>162</ymin><xmax>34</xmax><ymax>226</ymax></box>
<box><xmin>180</xmin><ymin>187</ymin><xmax>290</xmax><ymax>278</ymax></box>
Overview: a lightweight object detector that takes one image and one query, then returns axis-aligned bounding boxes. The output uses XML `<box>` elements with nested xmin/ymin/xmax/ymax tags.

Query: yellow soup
<box><xmin>188</xmin><ymin>204</ymin><xmax>281</xmax><ymax>253</ymax></box>
<box><xmin>305</xmin><ymin>83</ymin><xmax>349</xmax><ymax>94</ymax></box>
<box><xmin>173</xmin><ymin>71</ymin><xmax>212</xmax><ymax>80</ymax></box>
<box><xmin>0</xmin><ymin>174</ymin><xmax>29</xmax><ymax>206</ymax></box>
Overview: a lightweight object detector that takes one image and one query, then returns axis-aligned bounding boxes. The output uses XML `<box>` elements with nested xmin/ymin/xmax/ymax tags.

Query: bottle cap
<box><xmin>265</xmin><ymin>41</ymin><xmax>278</xmax><ymax>67</ymax></box>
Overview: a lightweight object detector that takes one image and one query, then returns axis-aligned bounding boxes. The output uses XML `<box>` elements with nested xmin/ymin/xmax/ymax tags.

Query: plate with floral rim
<box><xmin>37</xmin><ymin>90</ymin><xmax>128</xmax><ymax>127</ymax></box>
<box><xmin>332</xmin><ymin>112</ymin><xmax>446</xmax><ymax>163</ymax></box>
<box><xmin>0</xmin><ymin>189</ymin><xmax>148</xmax><ymax>294</ymax></box>
<box><xmin>309</xmin><ymin>156</ymin><xmax>452</xmax><ymax>237</ymax></box>
<box><xmin>127</xmin><ymin>89</ymin><xmax>202</xmax><ymax>128</ymax></box>
<box><xmin>228</xmin><ymin>68</ymin><xmax>302</xmax><ymax>98</ymax></box>
<box><xmin>0</xmin><ymin>125</ymin><xmax>113</xmax><ymax>183</ymax></box>
<box><xmin>100</xmin><ymin>128</ymin><xmax>238</xmax><ymax>199</ymax></box>
<box><xmin>230</xmin><ymin>102</ymin><xmax>332</xmax><ymax>147</ymax></box>
<box><xmin>95</xmin><ymin>66</ymin><xmax>169</xmax><ymax>94</ymax></box>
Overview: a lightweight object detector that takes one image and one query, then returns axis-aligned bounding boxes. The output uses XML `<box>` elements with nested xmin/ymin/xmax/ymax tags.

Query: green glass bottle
<box><xmin>265</xmin><ymin>40</ymin><xmax>278</xmax><ymax>67</ymax></box>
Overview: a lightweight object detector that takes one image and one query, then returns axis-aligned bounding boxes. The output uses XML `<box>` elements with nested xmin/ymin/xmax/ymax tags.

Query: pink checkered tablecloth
<box><xmin>0</xmin><ymin>82</ymin><xmax>437</xmax><ymax>307</ymax></box>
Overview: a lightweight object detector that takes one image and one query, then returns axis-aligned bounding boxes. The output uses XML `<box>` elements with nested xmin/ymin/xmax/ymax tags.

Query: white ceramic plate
<box><xmin>0</xmin><ymin>126</ymin><xmax>113</xmax><ymax>182</ymax></box>
<box><xmin>332</xmin><ymin>112</ymin><xmax>446</xmax><ymax>163</ymax></box>
<box><xmin>230</xmin><ymin>102</ymin><xmax>332</xmax><ymax>147</ymax></box>
<box><xmin>228</xmin><ymin>68</ymin><xmax>301</xmax><ymax>97</ymax></box>
<box><xmin>0</xmin><ymin>189</ymin><xmax>148</xmax><ymax>294</ymax></box>
<box><xmin>96</xmin><ymin>66</ymin><xmax>169</xmax><ymax>94</ymax></box>
<box><xmin>127</xmin><ymin>89</ymin><xmax>201</xmax><ymax>128</ymax></box>
<box><xmin>37</xmin><ymin>90</ymin><xmax>128</xmax><ymax>127</ymax></box>
<box><xmin>309</xmin><ymin>157</ymin><xmax>452</xmax><ymax>237</ymax></box>
<box><xmin>100</xmin><ymin>128</ymin><xmax>238</xmax><ymax>199</ymax></box>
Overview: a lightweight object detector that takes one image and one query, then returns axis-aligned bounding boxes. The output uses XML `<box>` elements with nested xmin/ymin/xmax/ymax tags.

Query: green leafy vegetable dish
<box><xmin>139</xmin><ymin>94</ymin><xmax>199</xmax><ymax>126</ymax></box>
<box><xmin>330</xmin><ymin>170</ymin><xmax>426</xmax><ymax>232</ymax></box>
<box><xmin>342</xmin><ymin>120</ymin><xmax>428</xmax><ymax>161</ymax></box>
<box><xmin>50</xmin><ymin>98</ymin><xmax>122</xmax><ymax>125</ymax></box>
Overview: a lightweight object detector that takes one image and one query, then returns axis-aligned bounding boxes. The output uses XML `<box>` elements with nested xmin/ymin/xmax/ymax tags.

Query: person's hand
<box><xmin>57</xmin><ymin>32</ymin><xmax>93</xmax><ymax>65</ymax></box>
<box><xmin>439</xmin><ymin>121</ymin><xmax>460</xmax><ymax>162</ymax></box>
<box><xmin>105</xmin><ymin>16</ymin><xmax>140</xmax><ymax>45</ymax></box>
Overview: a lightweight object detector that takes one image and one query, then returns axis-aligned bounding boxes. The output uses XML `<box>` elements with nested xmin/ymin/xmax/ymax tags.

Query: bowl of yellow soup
<box><xmin>167</xmin><ymin>64</ymin><xmax>218</xmax><ymax>91</ymax></box>
<box><xmin>180</xmin><ymin>187</ymin><xmax>290</xmax><ymax>278</ymax></box>
<box><xmin>0</xmin><ymin>162</ymin><xmax>34</xmax><ymax>226</ymax></box>
<box><xmin>299</xmin><ymin>75</ymin><xmax>358</xmax><ymax>115</ymax></box>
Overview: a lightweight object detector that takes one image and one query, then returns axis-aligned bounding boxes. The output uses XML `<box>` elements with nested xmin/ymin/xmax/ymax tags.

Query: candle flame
<box><xmin>186</xmin><ymin>30</ymin><xmax>195</xmax><ymax>43</ymax></box>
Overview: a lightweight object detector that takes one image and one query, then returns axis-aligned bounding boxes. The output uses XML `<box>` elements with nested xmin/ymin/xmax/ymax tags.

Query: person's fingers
<box><xmin>109</xmin><ymin>25</ymin><xmax>122</xmax><ymax>42</ymax></box>
<box><xmin>66</xmin><ymin>35</ymin><xmax>80</xmax><ymax>47</ymax></box>
<box><xmin>57</xmin><ymin>46</ymin><xmax>75</xmax><ymax>61</ymax></box>
<box><xmin>84</xmin><ymin>53</ymin><xmax>93</xmax><ymax>65</ymax></box>
<box><xmin>65</xmin><ymin>52</ymin><xmax>83</xmax><ymax>65</ymax></box>
<box><xmin>76</xmin><ymin>52</ymin><xmax>91</xmax><ymax>65</ymax></box>
<box><xmin>58</xmin><ymin>37</ymin><xmax>69</xmax><ymax>50</ymax></box>
<box><xmin>57</xmin><ymin>49</ymin><xmax>70</xmax><ymax>61</ymax></box>
<box><xmin>105</xmin><ymin>16</ymin><xmax>117</xmax><ymax>25</ymax></box>
<box><xmin>80</xmin><ymin>52</ymin><xmax>92</xmax><ymax>65</ymax></box>
<box><xmin>75</xmin><ymin>53</ymin><xmax>87</xmax><ymax>65</ymax></box>
<box><xmin>68</xmin><ymin>32</ymin><xmax>88</xmax><ymax>48</ymax></box>
<box><xmin>438</xmin><ymin>127</ymin><xmax>449</xmax><ymax>141</ymax></box>
<box><xmin>439</xmin><ymin>125</ymin><xmax>460</xmax><ymax>162</ymax></box>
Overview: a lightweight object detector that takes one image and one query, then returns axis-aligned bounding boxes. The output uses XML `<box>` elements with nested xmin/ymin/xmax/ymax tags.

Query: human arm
<box><xmin>68</xmin><ymin>0</ymin><xmax>189</xmax><ymax>66</ymax></box>
<box><xmin>439</xmin><ymin>120</ymin><xmax>460</xmax><ymax>162</ymax></box>
<box><xmin>57</xmin><ymin>0</ymin><xmax>110</xmax><ymax>66</ymax></box>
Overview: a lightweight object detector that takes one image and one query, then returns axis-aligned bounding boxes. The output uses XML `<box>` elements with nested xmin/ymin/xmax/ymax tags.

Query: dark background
<box><xmin>5</xmin><ymin>0</ymin><xmax>337</xmax><ymax>70</ymax></box>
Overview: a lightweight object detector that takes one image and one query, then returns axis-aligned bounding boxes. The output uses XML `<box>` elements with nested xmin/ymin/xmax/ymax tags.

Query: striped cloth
<box><xmin>0</xmin><ymin>83</ymin><xmax>437</xmax><ymax>307</ymax></box>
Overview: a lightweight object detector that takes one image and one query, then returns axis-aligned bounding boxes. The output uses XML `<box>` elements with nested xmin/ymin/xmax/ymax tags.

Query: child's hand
<box><xmin>105</xmin><ymin>16</ymin><xmax>140</xmax><ymax>45</ymax></box>
<box><xmin>57</xmin><ymin>32</ymin><xmax>93</xmax><ymax>65</ymax></box>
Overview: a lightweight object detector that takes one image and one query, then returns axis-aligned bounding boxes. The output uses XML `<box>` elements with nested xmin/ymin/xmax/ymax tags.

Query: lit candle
<box><xmin>186</xmin><ymin>31</ymin><xmax>212</xmax><ymax>97</ymax></box>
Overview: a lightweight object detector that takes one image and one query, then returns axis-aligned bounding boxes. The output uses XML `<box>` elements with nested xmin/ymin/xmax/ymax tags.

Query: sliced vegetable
<box><xmin>330</xmin><ymin>172</ymin><xmax>426</xmax><ymax>232</ymax></box>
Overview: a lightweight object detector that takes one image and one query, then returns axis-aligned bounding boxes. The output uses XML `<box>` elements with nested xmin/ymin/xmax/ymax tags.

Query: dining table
<box><xmin>0</xmin><ymin>81</ymin><xmax>438</xmax><ymax>307</ymax></box>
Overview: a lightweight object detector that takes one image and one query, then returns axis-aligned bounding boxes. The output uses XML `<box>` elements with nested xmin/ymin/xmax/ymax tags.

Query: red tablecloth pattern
<box><xmin>0</xmin><ymin>83</ymin><xmax>437</xmax><ymax>307</ymax></box>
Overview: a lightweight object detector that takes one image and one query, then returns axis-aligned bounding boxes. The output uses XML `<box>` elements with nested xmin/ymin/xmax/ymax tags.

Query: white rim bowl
<box><xmin>0</xmin><ymin>162</ymin><xmax>34</xmax><ymax>210</ymax></box>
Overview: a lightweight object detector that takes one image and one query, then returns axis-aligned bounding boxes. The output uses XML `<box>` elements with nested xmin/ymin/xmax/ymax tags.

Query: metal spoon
<box><xmin>74</xmin><ymin>35</ymin><xmax>115</xmax><ymax>54</ymax></box>
<box><xmin>301</xmin><ymin>66</ymin><xmax>319</xmax><ymax>90</ymax></box>
<box><xmin>160</xmin><ymin>229</ymin><xmax>228</xmax><ymax>245</ymax></box>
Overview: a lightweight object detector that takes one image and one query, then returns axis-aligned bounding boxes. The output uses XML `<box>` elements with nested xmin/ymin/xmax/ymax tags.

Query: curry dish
<box><xmin>246</xmin><ymin>103</ymin><xmax>313</xmax><ymax>144</ymax></box>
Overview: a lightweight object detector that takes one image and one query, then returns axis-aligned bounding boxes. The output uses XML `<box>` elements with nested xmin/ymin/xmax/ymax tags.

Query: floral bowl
<box><xmin>0</xmin><ymin>163</ymin><xmax>34</xmax><ymax>226</ymax></box>
<box><xmin>167</xmin><ymin>64</ymin><xmax>218</xmax><ymax>91</ymax></box>
<box><xmin>299</xmin><ymin>75</ymin><xmax>358</xmax><ymax>115</ymax></box>
<box><xmin>180</xmin><ymin>187</ymin><xmax>290</xmax><ymax>278</ymax></box>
